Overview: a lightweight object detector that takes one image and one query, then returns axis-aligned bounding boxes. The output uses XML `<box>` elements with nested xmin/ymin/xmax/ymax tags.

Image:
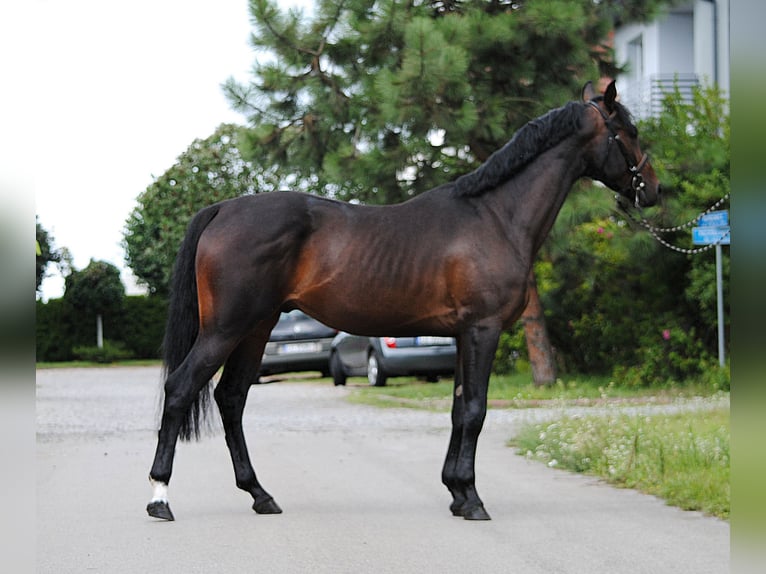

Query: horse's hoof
<box><xmin>462</xmin><ymin>504</ymin><xmax>491</xmax><ymax>521</ymax></box>
<box><xmin>252</xmin><ymin>497</ymin><xmax>283</xmax><ymax>515</ymax></box>
<box><xmin>147</xmin><ymin>500</ymin><xmax>175</xmax><ymax>521</ymax></box>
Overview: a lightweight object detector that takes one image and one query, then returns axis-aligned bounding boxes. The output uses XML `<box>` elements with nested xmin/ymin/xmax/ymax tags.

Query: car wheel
<box><xmin>367</xmin><ymin>351</ymin><xmax>388</xmax><ymax>387</ymax></box>
<box><xmin>329</xmin><ymin>352</ymin><xmax>347</xmax><ymax>386</ymax></box>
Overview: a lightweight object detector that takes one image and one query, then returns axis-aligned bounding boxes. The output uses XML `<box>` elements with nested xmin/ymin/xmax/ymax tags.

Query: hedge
<box><xmin>36</xmin><ymin>295</ymin><xmax>167</xmax><ymax>362</ymax></box>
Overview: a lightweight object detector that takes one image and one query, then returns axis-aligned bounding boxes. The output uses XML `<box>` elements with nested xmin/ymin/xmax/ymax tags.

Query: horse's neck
<box><xmin>492</xmin><ymin>139</ymin><xmax>586</xmax><ymax>256</ymax></box>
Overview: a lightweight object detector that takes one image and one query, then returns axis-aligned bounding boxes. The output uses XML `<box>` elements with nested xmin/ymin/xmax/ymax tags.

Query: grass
<box><xmin>510</xmin><ymin>406</ymin><xmax>730</xmax><ymax>519</ymax></box>
<box><xmin>346</xmin><ymin>372</ymin><xmax>721</xmax><ymax>410</ymax></box>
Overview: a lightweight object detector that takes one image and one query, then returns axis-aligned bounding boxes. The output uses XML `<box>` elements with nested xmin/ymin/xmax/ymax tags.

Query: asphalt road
<box><xmin>37</xmin><ymin>367</ymin><xmax>729</xmax><ymax>573</ymax></box>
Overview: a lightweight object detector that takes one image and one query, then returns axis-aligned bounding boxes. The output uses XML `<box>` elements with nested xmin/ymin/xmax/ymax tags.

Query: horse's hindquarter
<box><xmin>194</xmin><ymin>193</ymin><xmax>317</xmax><ymax>330</ymax></box>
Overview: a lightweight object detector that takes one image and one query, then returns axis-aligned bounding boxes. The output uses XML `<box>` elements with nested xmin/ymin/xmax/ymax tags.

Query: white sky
<box><xmin>32</xmin><ymin>0</ymin><xmax>312</xmax><ymax>300</ymax></box>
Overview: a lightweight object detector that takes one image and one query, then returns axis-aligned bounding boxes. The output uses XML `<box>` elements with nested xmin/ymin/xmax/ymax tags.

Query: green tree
<box><xmin>36</xmin><ymin>216</ymin><xmax>61</xmax><ymax>293</ymax></box>
<box><xmin>123</xmin><ymin>123</ymin><xmax>273</xmax><ymax>296</ymax></box>
<box><xmin>64</xmin><ymin>259</ymin><xmax>125</xmax><ymax>349</ymax></box>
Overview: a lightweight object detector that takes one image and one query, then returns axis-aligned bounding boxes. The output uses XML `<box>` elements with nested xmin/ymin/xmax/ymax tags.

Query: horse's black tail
<box><xmin>161</xmin><ymin>204</ymin><xmax>221</xmax><ymax>442</ymax></box>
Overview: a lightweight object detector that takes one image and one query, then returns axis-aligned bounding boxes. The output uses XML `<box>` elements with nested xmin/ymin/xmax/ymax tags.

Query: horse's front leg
<box><xmin>214</xmin><ymin>334</ymin><xmax>282</xmax><ymax>515</ymax></box>
<box><xmin>442</xmin><ymin>347</ymin><xmax>466</xmax><ymax>515</ymax></box>
<box><xmin>442</xmin><ymin>323</ymin><xmax>500</xmax><ymax>520</ymax></box>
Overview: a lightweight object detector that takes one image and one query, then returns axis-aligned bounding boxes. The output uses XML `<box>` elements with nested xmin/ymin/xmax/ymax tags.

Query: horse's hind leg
<box><xmin>147</xmin><ymin>334</ymin><xmax>237</xmax><ymax>520</ymax></box>
<box><xmin>215</xmin><ymin>326</ymin><xmax>282</xmax><ymax>515</ymax></box>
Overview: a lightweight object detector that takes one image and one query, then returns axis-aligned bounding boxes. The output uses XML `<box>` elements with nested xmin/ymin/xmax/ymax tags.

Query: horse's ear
<box><xmin>581</xmin><ymin>81</ymin><xmax>597</xmax><ymax>102</ymax></box>
<box><xmin>604</xmin><ymin>80</ymin><xmax>617</xmax><ymax>112</ymax></box>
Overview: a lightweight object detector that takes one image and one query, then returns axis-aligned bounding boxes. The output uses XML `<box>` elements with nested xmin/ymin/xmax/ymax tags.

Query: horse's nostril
<box><xmin>657</xmin><ymin>184</ymin><xmax>663</xmax><ymax>196</ymax></box>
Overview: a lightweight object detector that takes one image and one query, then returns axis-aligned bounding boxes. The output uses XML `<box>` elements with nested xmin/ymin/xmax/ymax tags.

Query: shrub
<box><xmin>36</xmin><ymin>294</ymin><xmax>167</xmax><ymax>362</ymax></box>
<box><xmin>117</xmin><ymin>295</ymin><xmax>167</xmax><ymax>359</ymax></box>
<box><xmin>493</xmin><ymin>326</ymin><xmax>527</xmax><ymax>375</ymax></box>
<box><xmin>612</xmin><ymin>320</ymin><xmax>729</xmax><ymax>388</ymax></box>
<box><xmin>36</xmin><ymin>298</ymin><xmax>77</xmax><ymax>362</ymax></box>
<box><xmin>539</xmin><ymin>83</ymin><xmax>729</xmax><ymax>380</ymax></box>
<box><xmin>72</xmin><ymin>340</ymin><xmax>135</xmax><ymax>363</ymax></box>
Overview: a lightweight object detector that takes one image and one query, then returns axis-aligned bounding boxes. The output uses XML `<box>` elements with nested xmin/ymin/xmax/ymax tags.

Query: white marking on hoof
<box><xmin>149</xmin><ymin>477</ymin><xmax>169</xmax><ymax>503</ymax></box>
<box><xmin>455</xmin><ymin>384</ymin><xmax>463</xmax><ymax>397</ymax></box>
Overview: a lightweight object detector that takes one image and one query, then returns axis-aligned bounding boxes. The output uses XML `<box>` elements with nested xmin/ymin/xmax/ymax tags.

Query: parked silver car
<box><xmin>259</xmin><ymin>310</ymin><xmax>337</xmax><ymax>378</ymax></box>
<box><xmin>329</xmin><ymin>333</ymin><xmax>457</xmax><ymax>386</ymax></box>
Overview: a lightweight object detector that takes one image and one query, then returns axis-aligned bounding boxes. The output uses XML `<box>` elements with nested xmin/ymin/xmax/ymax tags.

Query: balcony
<box><xmin>619</xmin><ymin>74</ymin><xmax>700</xmax><ymax>120</ymax></box>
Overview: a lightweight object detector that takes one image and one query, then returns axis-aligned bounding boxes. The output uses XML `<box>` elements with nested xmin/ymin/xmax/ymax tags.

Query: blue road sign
<box><xmin>698</xmin><ymin>210</ymin><xmax>728</xmax><ymax>227</ymax></box>
<box><xmin>692</xmin><ymin>226</ymin><xmax>730</xmax><ymax>245</ymax></box>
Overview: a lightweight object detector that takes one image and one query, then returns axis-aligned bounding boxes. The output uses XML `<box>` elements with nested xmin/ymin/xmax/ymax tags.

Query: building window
<box><xmin>627</xmin><ymin>34</ymin><xmax>644</xmax><ymax>81</ymax></box>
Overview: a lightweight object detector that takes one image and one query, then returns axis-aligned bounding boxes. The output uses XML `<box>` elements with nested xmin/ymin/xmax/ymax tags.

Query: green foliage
<box><xmin>493</xmin><ymin>325</ymin><xmax>528</xmax><ymax>375</ymax></box>
<box><xmin>117</xmin><ymin>295</ymin><xmax>167</xmax><ymax>358</ymax></box>
<box><xmin>613</xmin><ymin>324</ymin><xmax>718</xmax><ymax>388</ymax></box>
<box><xmin>64</xmin><ymin>259</ymin><xmax>124</xmax><ymax>314</ymax></box>
<box><xmin>36</xmin><ymin>298</ymin><xmax>76</xmax><ymax>362</ymax></box>
<box><xmin>512</xmin><ymin>406</ymin><xmax>730</xmax><ymax>518</ymax></box>
<box><xmin>123</xmin><ymin>124</ymin><xmax>272</xmax><ymax>296</ymax></box>
<box><xmin>72</xmin><ymin>341</ymin><xmax>135</xmax><ymax>363</ymax></box>
<box><xmin>540</xmin><ymin>82</ymin><xmax>730</xmax><ymax>384</ymax></box>
<box><xmin>640</xmin><ymin>82</ymin><xmax>730</xmax><ymax>354</ymax></box>
<box><xmin>227</xmin><ymin>0</ymin><xmax>674</xmax><ymax>204</ymax></box>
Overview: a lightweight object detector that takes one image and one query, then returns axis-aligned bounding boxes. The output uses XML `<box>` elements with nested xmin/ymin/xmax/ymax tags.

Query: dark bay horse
<box><xmin>147</xmin><ymin>81</ymin><xmax>660</xmax><ymax>521</ymax></box>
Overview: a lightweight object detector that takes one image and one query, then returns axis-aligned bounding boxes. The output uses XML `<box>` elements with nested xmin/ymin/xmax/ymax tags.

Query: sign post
<box><xmin>715</xmin><ymin>243</ymin><xmax>724</xmax><ymax>367</ymax></box>
<box><xmin>692</xmin><ymin>211</ymin><xmax>729</xmax><ymax>367</ymax></box>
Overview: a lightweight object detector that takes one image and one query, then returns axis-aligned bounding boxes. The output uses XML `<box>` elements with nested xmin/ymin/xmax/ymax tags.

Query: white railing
<box><xmin>620</xmin><ymin>74</ymin><xmax>700</xmax><ymax>120</ymax></box>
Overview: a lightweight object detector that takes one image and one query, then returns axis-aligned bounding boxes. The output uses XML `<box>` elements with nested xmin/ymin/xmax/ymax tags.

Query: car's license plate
<box><xmin>278</xmin><ymin>342</ymin><xmax>322</xmax><ymax>354</ymax></box>
<box><xmin>415</xmin><ymin>336</ymin><xmax>452</xmax><ymax>346</ymax></box>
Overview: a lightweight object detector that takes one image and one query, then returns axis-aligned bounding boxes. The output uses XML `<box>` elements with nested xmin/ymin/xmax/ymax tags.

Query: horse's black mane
<box><xmin>453</xmin><ymin>101</ymin><xmax>585</xmax><ymax>197</ymax></box>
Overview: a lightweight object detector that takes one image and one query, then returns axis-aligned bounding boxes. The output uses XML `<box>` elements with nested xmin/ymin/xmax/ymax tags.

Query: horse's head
<box><xmin>581</xmin><ymin>81</ymin><xmax>661</xmax><ymax>207</ymax></box>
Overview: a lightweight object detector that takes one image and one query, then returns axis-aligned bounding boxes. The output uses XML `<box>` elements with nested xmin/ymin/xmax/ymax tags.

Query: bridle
<box><xmin>587</xmin><ymin>100</ymin><xmax>649</xmax><ymax>207</ymax></box>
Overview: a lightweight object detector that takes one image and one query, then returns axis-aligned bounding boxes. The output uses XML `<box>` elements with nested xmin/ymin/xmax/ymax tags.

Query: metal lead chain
<box><xmin>632</xmin><ymin>193</ymin><xmax>730</xmax><ymax>233</ymax></box>
<box><xmin>644</xmin><ymin>225</ymin><xmax>728</xmax><ymax>255</ymax></box>
<box><xmin>616</xmin><ymin>193</ymin><xmax>731</xmax><ymax>255</ymax></box>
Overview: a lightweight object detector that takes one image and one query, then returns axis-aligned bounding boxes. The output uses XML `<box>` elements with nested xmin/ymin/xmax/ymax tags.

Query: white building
<box><xmin>613</xmin><ymin>0</ymin><xmax>729</xmax><ymax>119</ymax></box>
